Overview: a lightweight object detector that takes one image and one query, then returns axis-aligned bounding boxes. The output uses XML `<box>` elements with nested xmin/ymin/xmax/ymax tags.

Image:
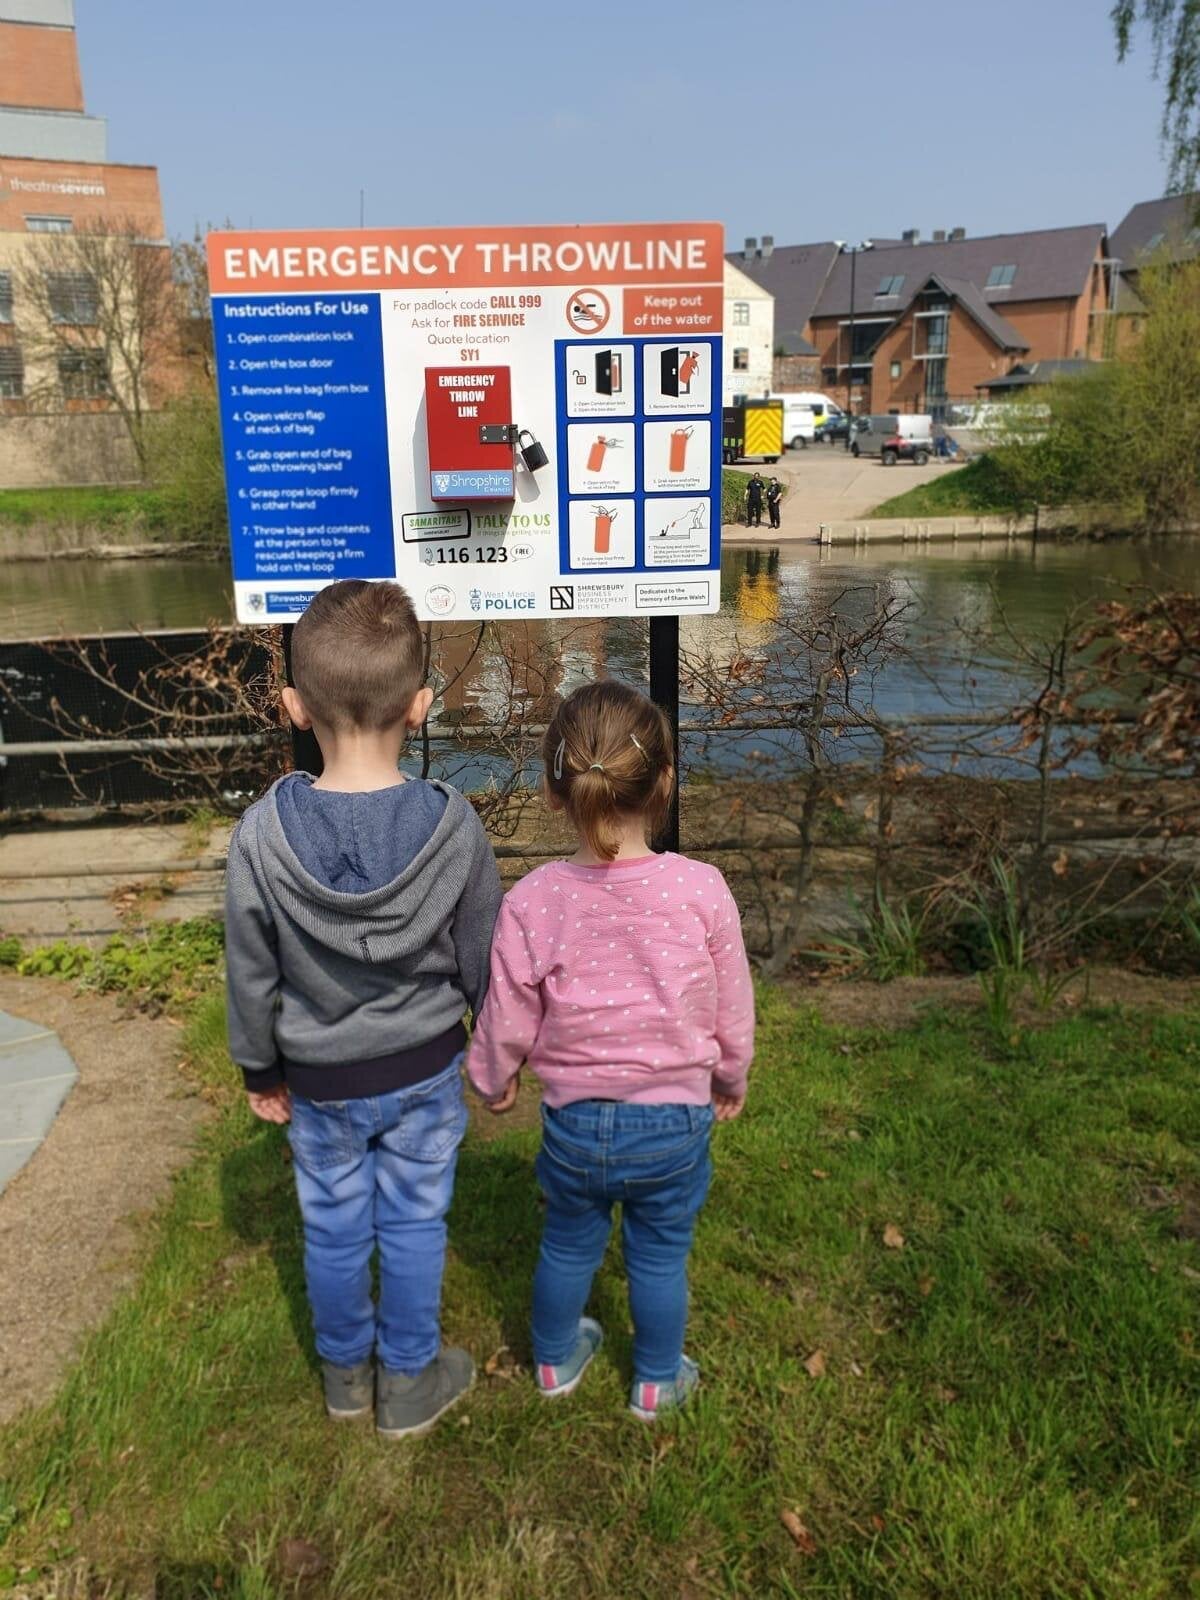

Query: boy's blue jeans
<box><xmin>533</xmin><ymin>1100</ymin><xmax>714</xmax><ymax>1384</ymax></box>
<box><xmin>286</xmin><ymin>1056</ymin><xmax>467</xmax><ymax>1375</ymax></box>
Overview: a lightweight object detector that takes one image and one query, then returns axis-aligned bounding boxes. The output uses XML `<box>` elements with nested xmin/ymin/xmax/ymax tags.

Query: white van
<box><xmin>770</xmin><ymin>392</ymin><xmax>844</xmax><ymax>450</ymax></box>
<box><xmin>851</xmin><ymin>414</ymin><xmax>934</xmax><ymax>465</ymax></box>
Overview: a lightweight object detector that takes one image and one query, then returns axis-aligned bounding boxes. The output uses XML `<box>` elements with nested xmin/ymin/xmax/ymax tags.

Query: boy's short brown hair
<box><xmin>290</xmin><ymin>580</ymin><xmax>425</xmax><ymax>731</ymax></box>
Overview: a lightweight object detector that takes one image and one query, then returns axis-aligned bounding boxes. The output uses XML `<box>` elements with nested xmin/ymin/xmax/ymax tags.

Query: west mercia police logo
<box><xmin>425</xmin><ymin>585</ymin><xmax>455</xmax><ymax>616</ymax></box>
<box><xmin>469</xmin><ymin>588</ymin><xmax>483</xmax><ymax>612</ymax></box>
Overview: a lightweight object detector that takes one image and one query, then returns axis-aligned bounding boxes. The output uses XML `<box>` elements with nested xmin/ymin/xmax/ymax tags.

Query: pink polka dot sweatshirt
<box><xmin>467</xmin><ymin>852</ymin><xmax>755</xmax><ymax>1108</ymax></box>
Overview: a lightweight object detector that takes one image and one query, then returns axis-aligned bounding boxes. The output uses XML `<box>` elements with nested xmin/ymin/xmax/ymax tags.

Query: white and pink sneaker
<box><xmin>535</xmin><ymin>1318</ymin><xmax>603</xmax><ymax>1399</ymax></box>
<box><xmin>629</xmin><ymin>1355</ymin><xmax>700</xmax><ymax>1422</ymax></box>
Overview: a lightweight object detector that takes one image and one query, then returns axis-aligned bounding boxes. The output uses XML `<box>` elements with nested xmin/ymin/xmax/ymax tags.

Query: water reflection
<box><xmin>0</xmin><ymin>540</ymin><xmax>1196</xmax><ymax>727</ymax></box>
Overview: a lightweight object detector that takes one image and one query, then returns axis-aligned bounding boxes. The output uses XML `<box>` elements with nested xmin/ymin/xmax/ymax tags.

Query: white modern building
<box><xmin>723</xmin><ymin>258</ymin><xmax>774</xmax><ymax>404</ymax></box>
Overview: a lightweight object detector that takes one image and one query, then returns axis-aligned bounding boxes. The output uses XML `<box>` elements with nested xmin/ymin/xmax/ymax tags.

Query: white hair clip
<box><xmin>589</xmin><ymin>762</ymin><xmax>605</xmax><ymax>773</ymax></box>
<box><xmin>553</xmin><ymin>737</ymin><xmax>566</xmax><ymax>780</ymax></box>
<box><xmin>630</xmin><ymin>734</ymin><xmax>646</xmax><ymax>755</ymax></box>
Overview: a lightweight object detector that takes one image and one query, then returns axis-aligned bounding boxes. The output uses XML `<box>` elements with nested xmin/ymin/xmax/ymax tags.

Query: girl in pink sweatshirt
<box><xmin>468</xmin><ymin>681</ymin><xmax>754</xmax><ymax>1421</ymax></box>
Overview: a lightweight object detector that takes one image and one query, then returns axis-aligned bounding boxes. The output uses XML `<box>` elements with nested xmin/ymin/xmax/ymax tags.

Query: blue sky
<box><xmin>81</xmin><ymin>0</ymin><xmax>1170</xmax><ymax>244</ymax></box>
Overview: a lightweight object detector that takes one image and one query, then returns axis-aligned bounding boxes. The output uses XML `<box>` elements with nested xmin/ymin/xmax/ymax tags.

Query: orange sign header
<box><xmin>207</xmin><ymin>221</ymin><xmax>724</xmax><ymax>295</ymax></box>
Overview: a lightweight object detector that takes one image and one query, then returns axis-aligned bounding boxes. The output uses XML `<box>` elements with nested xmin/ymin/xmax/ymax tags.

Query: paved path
<box><xmin>0</xmin><ymin>1007</ymin><xmax>78</xmax><ymax>1192</ymax></box>
<box><xmin>725</xmin><ymin>442</ymin><xmax>959</xmax><ymax>539</ymax></box>
<box><xmin>0</xmin><ymin>976</ymin><xmax>208</xmax><ymax>1423</ymax></box>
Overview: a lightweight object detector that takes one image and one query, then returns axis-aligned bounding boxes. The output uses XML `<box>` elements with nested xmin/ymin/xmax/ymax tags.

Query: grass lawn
<box><xmin>0</xmin><ymin>970</ymin><xmax>1197</xmax><ymax>1597</ymax></box>
<box><xmin>722</xmin><ymin>468</ymin><xmax>751</xmax><ymax>525</ymax></box>
<box><xmin>869</xmin><ymin>456</ymin><xmax>1025</xmax><ymax>521</ymax></box>
<box><xmin>0</xmin><ymin>485</ymin><xmax>170</xmax><ymax>534</ymax></box>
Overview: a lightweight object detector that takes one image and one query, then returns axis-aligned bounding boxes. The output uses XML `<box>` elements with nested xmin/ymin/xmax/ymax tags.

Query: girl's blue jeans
<box><xmin>532</xmin><ymin>1099</ymin><xmax>714</xmax><ymax>1384</ymax></box>
<box><xmin>286</xmin><ymin>1056</ymin><xmax>467</xmax><ymax>1375</ymax></box>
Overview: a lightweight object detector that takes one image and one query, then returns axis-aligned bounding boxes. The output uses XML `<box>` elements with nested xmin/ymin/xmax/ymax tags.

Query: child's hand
<box><xmin>487</xmin><ymin>1074</ymin><xmax>521</xmax><ymax>1115</ymax></box>
<box><xmin>713</xmin><ymin>1089</ymin><xmax>745</xmax><ymax>1123</ymax></box>
<box><xmin>248</xmin><ymin>1085</ymin><xmax>292</xmax><ymax>1124</ymax></box>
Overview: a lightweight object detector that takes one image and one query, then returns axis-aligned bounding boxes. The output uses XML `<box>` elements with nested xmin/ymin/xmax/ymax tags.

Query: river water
<box><xmin>0</xmin><ymin>538</ymin><xmax>1196</xmax><ymax>725</ymax></box>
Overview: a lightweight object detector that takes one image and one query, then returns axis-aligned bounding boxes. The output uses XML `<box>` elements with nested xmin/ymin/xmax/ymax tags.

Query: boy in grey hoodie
<box><xmin>225</xmin><ymin>580</ymin><xmax>501</xmax><ymax>1438</ymax></box>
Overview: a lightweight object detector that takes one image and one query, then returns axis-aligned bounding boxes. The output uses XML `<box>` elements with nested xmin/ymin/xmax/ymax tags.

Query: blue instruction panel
<box><xmin>212</xmin><ymin>294</ymin><xmax>394</xmax><ymax>616</ymax></box>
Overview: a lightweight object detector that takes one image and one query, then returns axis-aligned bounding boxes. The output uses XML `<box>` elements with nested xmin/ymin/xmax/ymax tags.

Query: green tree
<box><xmin>992</xmin><ymin>258</ymin><xmax>1200</xmax><ymax>528</ymax></box>
<box><xmin>1118</xmin><ymin>256</ymin><xmax>1200</xmax><ymax>524</ymax></box>
<box><xmin>1113</xmin><ymin>1</ymin><xmax>1200</xmax><ymax>198</ymax></box>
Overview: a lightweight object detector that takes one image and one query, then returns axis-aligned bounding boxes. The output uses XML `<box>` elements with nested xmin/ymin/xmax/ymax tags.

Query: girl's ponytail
<box><xmin>543</xmin><ymin>682</ymin><xmax>673</xmax><ymax>860</ymax></box>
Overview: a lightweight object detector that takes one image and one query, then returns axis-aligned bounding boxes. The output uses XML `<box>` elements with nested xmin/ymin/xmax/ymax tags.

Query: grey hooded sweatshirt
<box><xmin>225</xmin><ymin>774</ymin><xmax>502</xmax><ymax>1101</ymax></box>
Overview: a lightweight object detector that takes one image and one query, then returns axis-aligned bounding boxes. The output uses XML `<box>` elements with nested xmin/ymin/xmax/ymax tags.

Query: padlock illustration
<box><xmin>669</xmin><ymin>426</ymin><xmax>694</xmax><ymax>473</ymax></box>
<box><xmin>593</xmin><ymin>505</ymin><xmax>617</xmax><ymax>555</ymax></box>
<box><xmin>517</xmin><ymin>428</ymin><xmax>549</xmax><ymax>473</ymax></box>
<box><xmin>572</xmin><ymin>369</ymin><xmax>587</xmax><ymax>386</ymax></box>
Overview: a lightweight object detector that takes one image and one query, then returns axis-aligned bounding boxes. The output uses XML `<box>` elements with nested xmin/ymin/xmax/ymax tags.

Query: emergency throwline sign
<box><xmin>207</xmin><ymin>221</ymin><xmax>724</xmax><ymax>622</ymax></box>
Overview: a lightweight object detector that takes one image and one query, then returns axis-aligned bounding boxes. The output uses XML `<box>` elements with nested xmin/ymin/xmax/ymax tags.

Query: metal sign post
<box><xmin>281</xmin><ymin>623</ymin><xmax>323</xmax><ymax>777</ymax></box>
<box><xmin>649</xmin><ymin>613</ymin><xmax>680</xmax><ymax>852</ymax></box>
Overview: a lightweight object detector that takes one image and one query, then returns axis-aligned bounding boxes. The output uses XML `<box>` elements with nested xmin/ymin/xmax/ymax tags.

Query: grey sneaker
<box><xmin>321</xmin><ymin>1358</ymin><xmax>374</xmax><ymax>1420</ymax></box>
<box><xmin>376</xmin><ymin>1348</ymin><xmax>475</xmax><ymax>1439</ymax></box>
<box><xmin>535</xmin><ymin>1318</ymin><xmax>603</xmax><ymax>1399</ymax></box>
<box><xmin>629</xmin><ymin>1355</ymin><xmax>700</xmax><ymax>1422</ymax></box>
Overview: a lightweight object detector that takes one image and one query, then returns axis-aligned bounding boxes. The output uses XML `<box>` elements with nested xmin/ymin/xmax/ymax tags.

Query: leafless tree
<box><xmin>681</xmin><ymin>584</ymin><xmax>909</xmax><ymax>974</ymax></box>
<box><xmin>13</xmin><ymin>215</ymin><xmax>178</xmax><ymax>475</ymax></box>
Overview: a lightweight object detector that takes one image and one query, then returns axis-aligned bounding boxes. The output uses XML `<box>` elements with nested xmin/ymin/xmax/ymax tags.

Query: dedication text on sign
<box><xmin>206</xmin><ymin>222</ymin><xmax>724</xmax><ymax>623</ymax></box>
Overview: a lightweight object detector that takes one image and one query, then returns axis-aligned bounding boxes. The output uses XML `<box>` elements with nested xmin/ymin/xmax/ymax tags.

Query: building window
<box><xmin>732</xmin><ymin>300</ymin><xmax>750</xmax><ymax>325</ymax></box>
<box><xmin>875</xmin><ymin>274</ymin><xmax>906</xmax><ymax>297</ymax></box>
<box><xmin>26</xmin><ymin>215</ymin><xmax>74</xmax><ymax>233</ymax></box>
<box><xmin>0</xmin><ymin>347</ymin><xmax>24</xmax><ymax>398</ymax></box>
<box><xmin>1144</xmin><ymin>231</ymin><xmax>1165</xmax><ymax>253</ymax></box>
<box><xmin>986</xmin><ymin>263</ymin><xmax>1017</xmax><ymax>288</ymax></box>
<box><xmin>0</xmin><ymin>272</ymin><xmax>12</xmax><ymax>324</ymax></box>
<box><xmin>46</xmin><ymin>273</ymin><xmax>99</xmax><ymax>325</ymax></box>
<box><xmin>890</xmin><ymin>359</ymin><xmax>902</xmax><ymax>379</ymax></box>
<box><xmin>848</xmin><ymin>323</ymin><xmax>881</xmax><ymax>363</ymax></box>
<box><xmin>733</xmin><ymin>347</ymin><xmax>750</xmax><ymax>371</ymax></box>
<box><xmin>924</xmin><ymin>358</ymin><xmax>948</xmax><ymax>402</ymax></box>
<box><xmin>58</xmin><ymin>351</ymin><xmax>109</xmax><ymax>400</ymax></box>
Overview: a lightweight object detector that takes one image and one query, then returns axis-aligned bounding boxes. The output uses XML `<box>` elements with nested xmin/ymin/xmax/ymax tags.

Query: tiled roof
<box><xmin>1110</xmin><ymin>195</ymin><xmax>1200</xmax><ymax>266</ymax></box>
<box><xmin>977</xmin><ymin>358</ymin><xmax>1098</xmax><ymax>391</ymax></box>
<box><xmin>726</xmin><ymin>241</ymin><xmax>839</xmax><ymax>354</ymax></box>
<box><xmin>933</xmin><ymin>274</ymin><xmax>1030</xmax><ymax>351</ymax></box>
<box><xmin>810</xmin><ymin>224</ymin><xmax>1106</xmax><ymax>318</ymax></box>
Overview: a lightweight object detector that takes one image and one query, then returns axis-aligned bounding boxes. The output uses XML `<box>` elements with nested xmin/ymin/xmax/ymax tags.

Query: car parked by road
<box><xmin>815</xmin><ymin>413</ymin><xmax>856</xmax><ymax>444</ymax></box>
<box><xmin>851</xmin><ymin>414</ymin><xmax>934</xmax><ymax>466</ymax></box>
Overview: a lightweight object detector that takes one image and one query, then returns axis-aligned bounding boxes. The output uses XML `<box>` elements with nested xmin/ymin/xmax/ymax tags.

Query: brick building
<box><xmin>1105</xmin><ymin>194</ymin><xmax>1200</xmax><ymax>351</ymax></box>
<box><xmin>732</xmin><ymin>225</ymin><xmax>1111</xmax><ymax>416</ymax></box>
<box><xmin>0</xmin><ymin>0</ymin><xmax>167</xmax><ymax>483</ymax></box>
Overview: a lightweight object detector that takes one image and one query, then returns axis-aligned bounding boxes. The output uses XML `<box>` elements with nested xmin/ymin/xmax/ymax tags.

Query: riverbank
<box><xmin>0</xmin><ymin>486</ymin><xmax>221</xmax><ymax>563</ymax></box>
<box><xmin>719</xmin><ymin>454</ymin><xmax>1199</xmax><ymax>545</ymax></box>
<box><xmin>722</xmin><ymin>506</ymin><xmax>1093</xmax><ymax>547</ymax></box>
